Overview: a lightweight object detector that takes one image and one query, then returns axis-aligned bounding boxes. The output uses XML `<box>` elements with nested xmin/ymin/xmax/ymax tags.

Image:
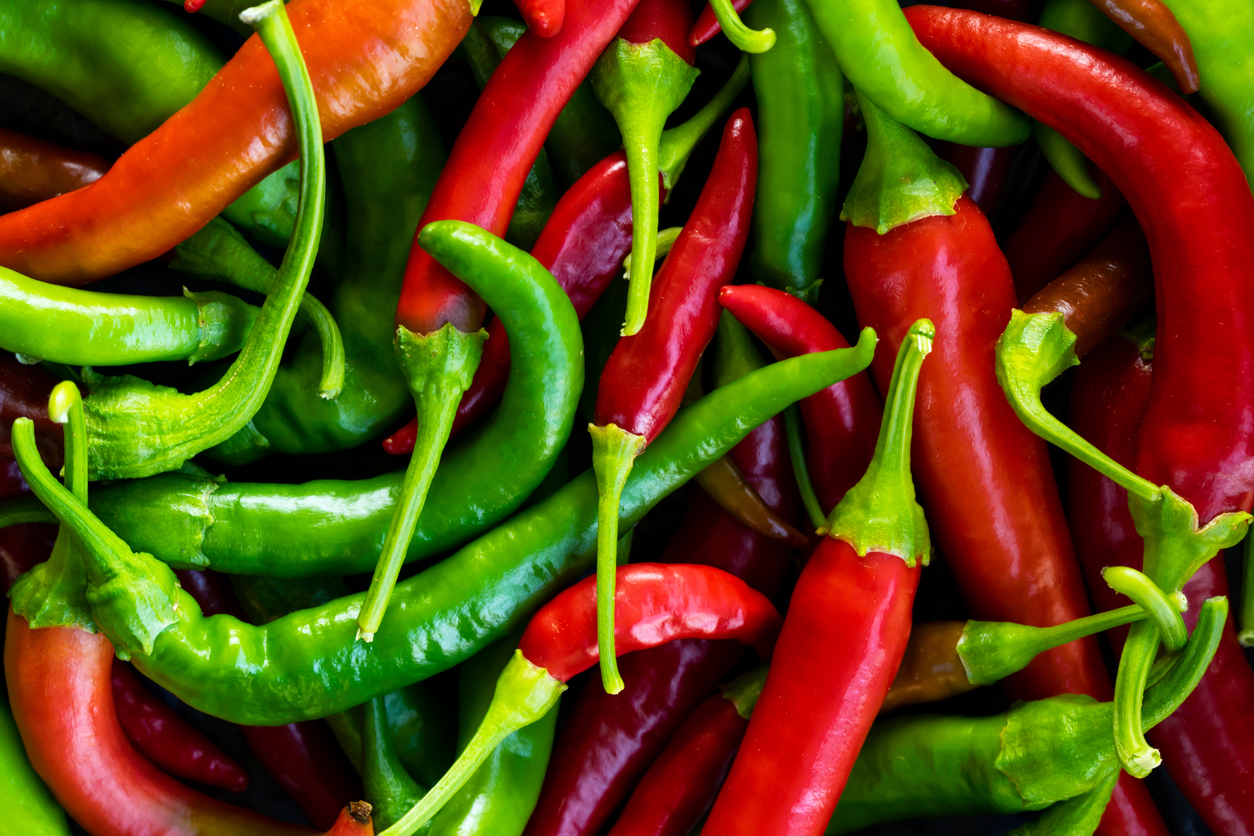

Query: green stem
<box><xmin>1142</xmin><ymin>597</ymin><xmax>1228</xmax><ymax>728</ymax></box>
<box><xmin>1102</xmin><ymin>566</ymin><xmax>1187</xmax><ymax>651</ymax></box>
<box><xmin>1242</xmin><ymin>531</ymin><xmax>1254</xmax><ymax>646</ymax></box>
<box><xmin>708</xmin><ymin>0</ymin><xmax>776</xmax><ymax>52</ymax></box>
<box><xmin>358</xmin><ymin>324</ymin><xmax>485</xmax><ymax>642</ymax></box>
<box><xmin>823</xmin><ymin>320</ymin><xmax>930</xmax><ymax>565</ymax></box>
<box><xmin>958</xmin><ymin>605</ymin><xmax>1147</xmax><ymax>686</ymax></box>
<box><xmin>786</xmin><ymin>403</ymin><xmax>826</xmax><ymax>530</ymax></box>
<box><xmin>995</xmin><ymin>310</ymin><xmax>1161</xmax><ymax>502</ymax></box>
<box><xmin>48</xmin><ymin>382</ymin><xmax>87</xmax><ymax>503</ymax></box>
<box><xmin>379</xmin><ymin>652</ymin><xmax>565</xmax><ymax>836</ymax></box>
<box><xmin>621</xmin><ymin>226</ymin><xmax>682</xmax><ymax>277</ymax></box>
<box><xmin>658</xmin><ymin>55</ymin><xmax>751</xmax><ymax>190</ymax></box>
<box><xmin>722</xmin><ymin>664</ymin><xmax>769</xmax><ymax>719</ymax></box>
<box><xmin>589</xmin><ymin>423</ymin><xmax>648</xmax><ymax>693</ymax></box>
<box><xmin>1113</xmin><ymin>621</ymin><xmax>1162</xmax><ymax>778</ymax></box>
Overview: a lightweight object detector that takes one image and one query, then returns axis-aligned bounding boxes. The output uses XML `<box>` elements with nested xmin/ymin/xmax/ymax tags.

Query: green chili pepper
<box><xmin>0</xmin><ymin>268</ymin><xmax>257</xmax><ymax>367</ymax></box>
<box><xmin>0</xmin><ymin>693</ymin><xmax>72</xmax><ymax>836</ymax></box>
<box><xmin>802</xmin><ymin>0</ymin><xmax>1028</xmax><ymax>147</ymax></box>
<box><xmin>744</xmin><ymin>0</ymin><xmax>843</xmax><ymax>304</ymax></box>
<box><xmin>71</xmin><ymin>0</ymin><xmax>325</xmax><ymax>482</ymax></box>
<box><xmin>9</xmin><ymin>332</ymin><xmax>874</xmax><ymax>725</ymax></box>
<box><xmin>363</xmin><ymin>697</ymin><xmax>428</xmax><ymax>831</ymax></box>
<box><xmin>427</xmin><ymin>634</ymin><xmax>558</xmax><ymax>836</ymax></box>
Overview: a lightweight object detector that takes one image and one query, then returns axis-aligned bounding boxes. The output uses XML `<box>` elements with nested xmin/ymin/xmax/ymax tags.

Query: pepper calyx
<box><xmin>823</xmin><ymin>319</ymin><xmax>932</xmax><ymax>567</ymax></box>
<box><xmin>722</xmin><ymin>664</ymin><xmax>769</xmax><ymax>720</ymax></box>
<box><xmin>840</xmin><ymin>91</ymin><xmax>966</xmax><ymax>236</ymax></box>
<box><xmin>1129</xmin><ymin>487</ymin><xmax>1251</xmax><ymax>595</ymax></box>
<box><xmin>184</xmin><ymin>288</ymin><xmax>259</xmax><ymax>366</ymax></box>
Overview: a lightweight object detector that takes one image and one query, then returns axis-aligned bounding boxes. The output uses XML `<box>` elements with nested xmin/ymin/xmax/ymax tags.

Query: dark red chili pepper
<box><xmin>1003</xmin><ymin>166</ymin><xmax>1126</xmax><ymax>304</ymax></box>
<box><xmin>907</xmin><ymin>9</ymin><xmax>1254</xmax><ymax>832</ymax></box>
<box><xmin>703</xmin><ymin>319</ymin><xmax>931</xmax><ymax>836</ymax></box>
<box><xmin>717</xmin><ymin>285</ymin><xmax>880</xmax><ymax>513</ymax></box>
<box><xmin>110</xmin><ymin>660</ymin><xmax>250</xmax><ymax>793</ymax></box>
<box><xmin>589</xmin><ymin>110</ymin><xmax>756</xmax><ymax>693</ymax></box>
<box><xmin>0</xmin><ymin>458</ymin><xmax>55</xmax><ymax>590</ymax></box>
<box><xmin>0</xmin><ymin>127</ymin><xmax>108</xmax><ymax>212</ymax></box>
<box><xmin>1088</xmin><ymin>0</ymin><xmax>1199</xmax><ymax>93</ymax></box>
<box><xmin>934</xmin><ymin>144</ymin><xmax>1013</xmax><ymax>217</ymax></box>
<box><xmin>522</xmin><ymin>319</ymin><xmax>796</xmax><ymax>836</ymax></box>
<box><xmin>0</xmin><ymin>354</ymin><xmax>60</xmax><ymax>464</ymax></box>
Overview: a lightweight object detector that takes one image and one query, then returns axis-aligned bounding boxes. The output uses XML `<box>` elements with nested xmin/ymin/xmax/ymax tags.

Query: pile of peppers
<box><xmin>2</xmin><ymin>0</ymin><xmax>1254</xmax><ymax>833</ymax></box>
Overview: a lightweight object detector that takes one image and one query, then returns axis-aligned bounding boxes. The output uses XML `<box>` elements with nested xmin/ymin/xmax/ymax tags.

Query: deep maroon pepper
<box><xmin>0</xmin><ymin>354</ymin><xmax>60</xmax><ymax>465</ymax></box>
<box><xmin>0</xmin><ymin>458</ymin><xmax>54</xmax><ymax>590</ymax></box>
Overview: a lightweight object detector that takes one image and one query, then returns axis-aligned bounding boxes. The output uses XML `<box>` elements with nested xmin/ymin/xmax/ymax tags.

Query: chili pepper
<box><xmin>383</xmin><ymin>60</ymin><xmax>748</xmax><ymax>456</ymax></box>
<box><xmin>360</xmin><ymin>696</ymin><xmax>425</xmax><ymax>831</ymax></box>
<box><xmin>0</xmin><ymin>354</ymin><xmax>60</xmax><ymax>464</ymax></box>
<box><xmin>591</xmin><ymin>0</ymin><xmax>698</xmax><ymax>336</ymax></box>
<box><xmin>718</xmin><ymin>285</ymin><xmax>880</xmax><ymax>513</ymax></box>
<box><xmin>1003</xmin><ymin>166</ymin><xmax>1127</xmax><ymax>303</ymax></box>
<box><xmin>380</xmin><ymin>563</ymin><xmax>784</xmax><ymax>836</ymax></box>
<box><xmin>840</xmin><ymin>90</ymin><xmax>1166</xmax><ymax>836</ymax></box>
<box><xmin>1067</xmin><ymin>329</ymin><xmax>1254</xmax><ymax>832</ymax></box>
<box><xmin>10</xmin><ymin>333</ymin><xmax>873</xmax><ymax>726</ymax></box>
<box><xmin>0</xmin><ymin>267</ymin><xmax>259</xmax><ymax>368</ymax></box>
<box><xmin>71</xmin><ymin>4</ymin><xmax>324</xmax><ymax>482</ymax></box>
<box><xmin>1160</xmin><ymin>0</ymin><xmax>1254</xmax><ymax>189</ymax></box>
<box><xmin>0</xmin><ymin>0</ymin><xmax>468</xmax><ymax>286</ymax></box>
<box><xmin>242</xmin><ymin>724</ymin><xmax>361</xmax><ymax>830</ymax></box>
<box><xmin>427</xmin><ymin>633</ymin><xmax>558</xmax><ymax>836</ymax></box>
<box><xmin>0</xmin><ymin>127</ymin><xmax>106</xmax><ymax>211</ymax></box>
<box><xmin>741</xmin><ymin>0</ymin><xmax>841</xmax><ymax>303</ymax></box>
<box><xmin>522</xmin><ymin>312</ymin><xmax>801</xmax><ymax>836</ymax></box>
<box><xmin>704</xmin><ymin>319</ymin><xmax>931</xmax><ymax>836</ymax></box>
<box><xmin>590</xmin><ymin>110</ymin><xmax>756</xmax><ymax>692</ymax></box>
<box><xmin>328</xmin><ymin>804</ymin><xmax>376</xmax><ymax>836</ymax></box>
<box><xmin>1</xmin><ymin>687</ymin><xmax>70</xmax><ymax>836</ymax></box>
<box><xmin>111</xmin><ymin>660</ymin><xmax>250</xmax><ymax>792</ymax></box>
<box><xmin>1022</xmin><ymin>213</ymin><xmax>1152</xmax><ymax>358</ymax></box>
<box><xmin>830</xmin><ymin>599</ymin><xmax>1224</xmax><ymax>833</ymax></box>
<box><xmin>1088</xmin><ymin>0</ymin><xmax>1198</xmax><ymax>93</ymax></box>
<box><xmin>910</xmin><ymin>3</ymin><xmax>1254</xmax><ymax>817</ymax></box>
<box><xmin>357</xmin><ymin>222</ymin><xmax>584</xmax><ymax>642</ymax></box>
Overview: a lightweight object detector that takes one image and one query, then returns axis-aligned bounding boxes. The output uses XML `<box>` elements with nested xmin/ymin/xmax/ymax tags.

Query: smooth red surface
<box><xmin>936</xmin><ymin>144</ymin><xmax>1015</xmax><ymax>216</ymax></box>
<box><xmin>618</xmin><ymin>0</ymin><xmax>696</xmax><ymax>63</ymax></box>
<box><xmin>112</xmin><ymin>660</ymin><xmax>249</xmax><ymax>792</ymax></box>
<box><xmin>384</xmin><ymin>152</ymin><xmax>640</xmax><ymax>453</ymax></box>
<box><xmin>909</xmin><ymin>12</ymin><xmax>1254</xmax><ymax>831</ymax></box>
<box><xmin>0</xmin><ymin>127</ymin><xmax>108</xmax><ymax>212</ymax></box>
<box><xmin>705</xmin><ymin>538</ymin><xmax>919</xmax><ymax>836</ymax></box>
<box><xmin>0</xmin><ymin>0</ymin><xmax>471</xmax><ymax>287</ymax></box>
<box><xmin>519</xmin><ymin>563</ymin><xmax>782</xmax><ymax>683</ymax></box>
<box><xmin>523</xmin><ymin>412</ymin><xmax>797</xmax><ymax>836</ymax></box>
<box><xmin>595</xmin><ymin>111</ymin><xmax>757</xmax><ymax>441</ymax></box>
<box><xmin>516</xmin><ymin>0</ymin><xmax>565</xmax><ymax>38</ymax></box>
<box><xmin>1004</xmin><ymin>168</ymin><xmax>1126</xmax><ymax>304</ymax></box>
<box><xmin>689</xmin><ymin>0</ymin><xmax>751</xmax><ymax>47</ymax></box>
<box><xmin>1070</xmin><ymin>336</ymin><xmax>1254</xmax><ymax>833</ymax></box>
<box><xmin>395</xmin><ymin>0</ymin><xmax>645</xmax><ymax>333</ymax></box>
<box><xmin>719</xmin><ymin>285</ymin><xmax>881</xmax><ymax>512</ymax></box>
<box><xmin>4</xmin><ymin>611</ymin><xmax>312</xmax><ymax>836</ymax></box>
<box><xmin>242</xmin><ymin>723</ymin><xmax>361</xmax><ymax>830</ymax></box>
<box><xmin>608</xmin><ymin>693</ymin><xmax>747</xmax><ymax>836</ymax></box>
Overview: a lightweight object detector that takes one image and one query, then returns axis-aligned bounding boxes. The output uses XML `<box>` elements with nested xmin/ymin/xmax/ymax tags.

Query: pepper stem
<box><xmin>1102</xmin><ymin>567</ymin><xmax>1187</xmax><ymax>652</ymax></box>
<box><xmin>658</xmin><ymin>55</ymin><xmax>750</xmax><ymax>191</ymax></box>
<box><xmin>957</xmin><ymin>605</ymin><xmax>1148</xmax><ymax>686</ymax></box>
<box><xmin>589</xmin><ymin>423</ymin><xmax>648</xmax><ymax>693</ymax></box>
<box><xmin>1142</xmin><ymin>597</ymin><xmax>1227</xmax><ymax>728</ymax></box>
<box><xmin>823</xmin><ymin>319</ymin><xmax>933</xmax><ymax>566</ymax></box>
<box><xmin>1242</xmin><ymin>532</ymin><xmax>1254</xmax><ymax>647</ymax></box>
<box><xmin>358</xmin><ymin>324</ymin><xmax>486</xmax><ymax>642</ymax></box>
<box><xmin>786</xmin><ymin>404</ymin><xmax>826</xmax><ymax>530</ymax></box>
<box><xmin>591</xmin><ymin>38</ymin><xmax>700</xmax><ymax>336</ymax></box>
<box><xmin>379</xmin><ymin>651</ymin><xmax>565</xmax><ymax>836</ymax></box>
<box><xmin>1113</xmin><ymin>620</ymin><xmax>1165</xmax><ymax>777</ymax></box>
<box><xmin>707</xmin><ymin>0</ymin><xmax>776</xmax><ymax>52</ymax></box>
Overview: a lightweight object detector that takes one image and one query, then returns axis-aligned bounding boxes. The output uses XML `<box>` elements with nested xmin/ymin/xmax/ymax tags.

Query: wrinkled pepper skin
<box><xmin>0</xmin><ymin>128</ymin><xmax>107</xmax><ymax>211</ymax></box>
<box><xmin>0</xmin><ymin>0</ymin><xmax>472</xmax><ymax>285</ymax></box>
<box><xmin>842</xmin><ymin>196</ymin><xmax>1164</xmax><ymax>836</ymax></box>
<box><xmin>908</xmin><ymin>11</ymin><xmax>1254</xmax><ymax>832</ymax></box>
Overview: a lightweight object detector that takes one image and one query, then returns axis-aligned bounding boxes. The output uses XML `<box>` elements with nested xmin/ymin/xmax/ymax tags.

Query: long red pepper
<box><xmin>839</xmin><ymin>91</ymin><xmax>1165</xmax><ymax>836</ymax></box>
<box><xmin>0</xmin><ymin>0</ymin><xmax>471</xmax><ymax>287</ymax></box>
<box><xmin>589</xmin><ymin>110</ymin><xmax>756</xmax><ymax>692</ymax></box>
<box><xmin>523</xmin><ymin>325</ymin><xmax>796</xmax><ymax>836</ymax></box>
<box><xmin>1003</xmin><ymin>166</ymin><xmax>1126</xmax><ymax>304</ymax></box>
<box><xmin>0</xmin><ymin>127</ymin><xmax>108</xmax><ymax>211</ymax></box>
<box><xmin>704</xmin><ymin>319</ymin><xmax>931</xmax><ymax>836</ymax></box>
<box><xmin>906</xmin><ymin>10</ymin><xmax>1254</xmax><ymax>831</ymax></box>
<box><xmin>515</xmin><ymin>0</ymin><xmax>565</xmax><ymax>38</ymax></box>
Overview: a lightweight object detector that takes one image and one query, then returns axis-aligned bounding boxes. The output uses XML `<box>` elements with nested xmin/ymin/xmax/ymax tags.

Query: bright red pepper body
<box><xmin>618</xmin><ymin>0</ymin><xmax>695</xmax><ymax>59</ymax></box>
<box><xmin>395</xmin><ymin>0</ymin><xmax>645</xmax><ymax>334</ymax></box>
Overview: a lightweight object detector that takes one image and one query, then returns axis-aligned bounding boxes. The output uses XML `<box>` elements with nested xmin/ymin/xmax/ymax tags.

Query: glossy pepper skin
<box><xmin>395</xmin><ymin>0</ymin><xmax>647</xmax><ymax>335</ymax></box>
<box><xmin>1088</xmin><ymin>0</ymin><xmax>1198</xmax><ymax>93</ymax></box>
<box><xmin>0</xmin><ymin>691</ymin><xmax>70</xmax><ymax>836</ymax></box>
<box><xmin>522</xmin><ymin>314</ymin><xmax>798</xmax><ymax>836</ymax></box>
<box><xmin>0</xmin><ymin>128</ymin><xmax>106</xmax><ymax>211</ymax></box>
<box><xmin>0</xmin><ymin>0</ymin><xmax>471</xmax><ymax>286</ymax></box>
<box><xmin>908</xmin><ymin>8</ymin><xmax>1254</xmax><ymax>831</ymax></box>
<box><xmin>59</xmin><ymin>347</ymin><xmax>869</xmax><ymax>725</ymax></box>
<box><xmin>0</xmin><ymin>354</ymin><xmax>60</xmax><ymax>463</ymax></box>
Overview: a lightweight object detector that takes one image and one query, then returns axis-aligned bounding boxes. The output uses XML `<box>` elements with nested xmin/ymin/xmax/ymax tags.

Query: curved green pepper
<box><xmin>11</xmin><ymin>334</ymin><xmax>874</xmax><ymax>724</ymax></box>
<box><xmin>0</xmin><ymin>694</ymin><xmax>72</xmax><ymax>836</ymax></box>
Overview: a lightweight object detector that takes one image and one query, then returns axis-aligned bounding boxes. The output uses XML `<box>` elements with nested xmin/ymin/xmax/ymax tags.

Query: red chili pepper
<box><xmin>1003</xmin><ymin>166</ymin><xmax>1126</xmax><ymax>303</ymax></box>
<box><xmin>1089</xmin><ymin>0</ymin><xmax>1199</xmax><ymax>93</ymax></box>
<box><xmin>394</xmin><ymin>0</ymin><xmax>646</xmax><ymax>336</ymax></box>
<box><xmin>515</xmin><ymin>0</ymin><xmax>565</xmax><ymax>38</ymax></box>
<box><xmin>934</xmin><ymin>144</ymin><xmax>1014</xmax><ymax>217</ymax></box>
<box><xmin>703</xmin><ymin>320</ymin><xmax>931</xmax><ymax>836</ymax></box>
<box><xmin>589</xmin><ymin>110</ymin><xmax>756</xmax><ymax>693</ymax></box>
<box><xmin>110</xmin><ymin>660</ymin><xmax>250</xmax><ymax>793</ymax></box>
<box><xmin>523</xmin><ymin>346</ymin><xmax>796</xmax><ymax>836</ymax></box>
<box><xmin>326</xmin><ymin>803</ymin><xmax>375</xmax><ymax>836</ymax></box>
<box><xmin>717</xmin><ymin>285</ymin><xmax>880</xmax><ymax>513</ymax></box>
<box><xmin>1069</xmin><ymin>332</ymin><xmax>1254</xmax><ymax>833</ymax></box>
<box><xmin>4</xmin><ymin>611</ymin><xmax>314</xmax><ymax>836</ymax></box>
<box><xmin>907</xmin><ymin>8</ymin><xmax>1254</xmax><ymax>832</ymax></box>
<box><xmin>0</xmin><ymin>127</ymin><xmax>108</xmax><ymax>212</ymax></box>
<box><xmin>0</xmin><ymin>354</ymin><xmax>60</xmax><ymax>464</ymax></box>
